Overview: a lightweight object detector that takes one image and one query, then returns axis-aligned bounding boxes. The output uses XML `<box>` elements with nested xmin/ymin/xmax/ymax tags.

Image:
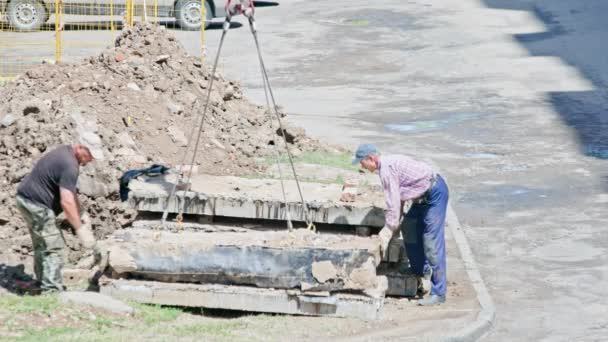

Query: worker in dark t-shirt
<box><xmin>15</xmin><ymin>144</ymin><xmax>96</xmax><ymax>292</ymax></box>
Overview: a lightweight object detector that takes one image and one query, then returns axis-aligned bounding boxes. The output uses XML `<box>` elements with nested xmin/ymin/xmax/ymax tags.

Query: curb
<box><xmin>338</xmin><ymin>202</ymin><xmax>495</xmax><ymax>342</ymax></box>
<box><xmin>440</xmin><ymin>204</ymin><xmax>496</xmax><ymax>342</ymax></box>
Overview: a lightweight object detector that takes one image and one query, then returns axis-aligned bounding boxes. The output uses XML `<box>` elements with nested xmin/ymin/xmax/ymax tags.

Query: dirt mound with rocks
<box><xmin>0</xmin><ymin>23</ymin><xmax>334</xmax><ymax>268</ymax></box>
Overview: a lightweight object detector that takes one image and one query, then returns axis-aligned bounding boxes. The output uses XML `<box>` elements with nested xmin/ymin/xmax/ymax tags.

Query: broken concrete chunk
<box><xmin>126</xmin><ymin>83</ymin><xmax>141</xmax><ymax>92</ymax></box>
<box><xmin>80</xmin><ymin>131</ymin><xmax>102</xmax><ymax>147</ymax></box>
<box><xmin>167</xmin><ymin>102</ymin><xmax>183</xmax><ymax>115</ymax></box>
<box><xmin>0</xmin><ymin>114</ymin><xmax>16</xmax><ymax>127</ymax></box>
<box><xmin>78</xmin><ymin>176</ymin><xmax>109</xmax><ymax>198</ymax></box>
<box><xmin>155</xmin><ymin>55</ymin><xmax>170</xmax><ymax>64</ymax></box>
<box><xmin>340</xmin><ymin>187</ymin><xmax>357</xmax><ymax>202</ymax></box>
<box><xmin>312</xmin><ymin>260</ymin><xmax>338</xmax><ymax>283</ymax></box>
<box><xmin>60</xmin><ymin>291</ymin><xmax>134</xmax><ymax>315</ymax></box>
<box><xmin>167</xmin><ymin>126</ymin><xmax>188</xmax><ymax>147</ymax></box>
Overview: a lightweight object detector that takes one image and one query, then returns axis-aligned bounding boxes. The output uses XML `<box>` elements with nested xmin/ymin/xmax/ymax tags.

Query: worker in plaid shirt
<box><xmin>353</xmin><ymin>144</ymin><xmax>449</xmax><ymax>306</ymax></box>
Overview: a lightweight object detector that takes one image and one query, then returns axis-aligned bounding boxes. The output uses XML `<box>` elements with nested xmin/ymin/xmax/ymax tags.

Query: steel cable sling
<box><xmin>159</xmin><ymin>0</ymin><xmax>315</xmax><ymax>236</ymax></box>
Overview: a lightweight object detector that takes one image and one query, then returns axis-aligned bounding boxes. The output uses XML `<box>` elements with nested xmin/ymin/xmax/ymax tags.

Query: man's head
<box><xmin>73</xmin><ymin>144</ymin><xmax>94</xmax><ymax>166</ymax></box>
<box><xmin>352</xmin><ymin>144</ymin><xmax>380</xmax><ymax>172</ymax></box>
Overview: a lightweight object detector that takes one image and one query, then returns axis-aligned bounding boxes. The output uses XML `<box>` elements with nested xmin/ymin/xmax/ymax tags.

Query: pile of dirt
<box><xmin>0</xmin><ymin>23</ymin><xmax>335</xmax><ymax>267</ymax></box>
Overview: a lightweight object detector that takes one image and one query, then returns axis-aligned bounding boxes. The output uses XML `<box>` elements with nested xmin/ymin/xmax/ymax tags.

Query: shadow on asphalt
<box><xmin>483</xmin><ymin>0</ymin><xmax>608</xmax><ymax>162</ymax></box>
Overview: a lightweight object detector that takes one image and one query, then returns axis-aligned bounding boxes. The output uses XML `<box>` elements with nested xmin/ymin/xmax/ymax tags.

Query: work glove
<box><xmin>76</xmin><ymin>222</ymin><xmax>97</xmax><ymax>250</ymax></box>
<box><xmin>378</xmin><ymin>226</ymin><xmax>396</xmax><ymax>260</ymax></box>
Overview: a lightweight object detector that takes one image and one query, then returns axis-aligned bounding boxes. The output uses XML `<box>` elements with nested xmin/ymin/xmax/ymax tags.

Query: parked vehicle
<box><xmin>0</xmin><ymin>0</ymin><xmax>227</xmax><ymax>31</ymax></box>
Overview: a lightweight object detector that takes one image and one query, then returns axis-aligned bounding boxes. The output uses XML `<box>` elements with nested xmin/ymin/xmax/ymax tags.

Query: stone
<box><xmin>155</xmin><ymin>55</ymin><xmax>170</xmax><ymax>64</ymax></box>
<box><xmin>78</xmin><ymin>176</ymin><xmax>109</xmax><ymax>198</ymax></box>
<box><xmin>167</xmin><ymin>126</ymin><xmax>188</xmax><ymax>147</ymax></box>
<box><xmin>167</xmin><ymin>102</ymin><xmax>183</xmax><ymax>115</ymax></box>
<box><xmin>60</xmin><ymin>291</ymin><xmax>134</xmax><ymax>315</ymax></box>
<box><xmin>223</xmin><ymin>85</ymin><xmax>235</xmax><ymax>101</ymax></box>
<box><xmin>126</xmin><ymin>83</ymin><xmax>141</xmax><ymax>92</ymax></box>
<box><xmin>0</xmin><ymin>114</ymin><xmax>16</xmax><ymax>127</ymax></box>
<box><xmin>340</xmin><ymin>187</ymin><xmax>357</xmax><ymax>202</ymax></box>
<box><xmin>63</xmin><ymin>268</ymin><xmax>92</xmax><ymax>286</ymax></box>
<box><xmin>80</xmin><ymin>131</ymin><xmax>102</xmax><ymax>147</ymax></box>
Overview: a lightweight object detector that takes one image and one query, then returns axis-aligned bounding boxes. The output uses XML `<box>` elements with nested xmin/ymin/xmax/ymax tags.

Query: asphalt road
<box><xmin>201</xmin><ymin>1</ymin><xmax>607</xmax><ymax>340</ymax></box>
<box><xmin>3</xmin><ymin>0</ymin><xmax>608</xmax><ymax>340</ymax></box>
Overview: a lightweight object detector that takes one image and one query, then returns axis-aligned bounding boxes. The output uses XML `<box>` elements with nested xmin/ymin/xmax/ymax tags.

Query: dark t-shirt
<box><xmin>17</xmin><ymin>145</ymin><xmax>80</xmax><ymax>214</ymax></box>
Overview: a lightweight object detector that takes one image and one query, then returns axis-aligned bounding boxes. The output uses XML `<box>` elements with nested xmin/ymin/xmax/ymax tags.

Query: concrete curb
<box><xmin>440</xmin><ymin>204</ymin><xmax>496</xmax><ymax>342</ymax></box>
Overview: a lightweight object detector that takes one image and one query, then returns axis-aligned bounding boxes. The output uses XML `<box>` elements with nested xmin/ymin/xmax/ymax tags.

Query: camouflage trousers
<box><xmin>15</xmin><ymin>195</ymin><xmax>66</xmax><ymax>292</ymax></box>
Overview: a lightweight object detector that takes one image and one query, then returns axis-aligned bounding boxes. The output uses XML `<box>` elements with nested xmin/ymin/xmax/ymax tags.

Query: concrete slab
<box><xmin>128</xmin><ymin>174</ymin><xmax>387</xmax><ymax>227</ymax></box>
<box><xmin>106</xmin><ymin>228</ymin><xmax>383</xmax><ymax>293</ymax></box>
<box><xmin>100</xmin><ymin>278</ymin><xmax>383</xmax><ymax>320</ymax></box>
<box><xmin>59</xmin><ymin>291</ymin><xmax>135</xmax><ymax>315</ymax></box>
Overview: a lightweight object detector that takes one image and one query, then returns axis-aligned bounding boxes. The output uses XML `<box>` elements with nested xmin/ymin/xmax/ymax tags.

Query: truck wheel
<box><xmin>175</xmin><ymin>0</ymin><xmax>212</xmax><ymax>30</ymax></box>
<box><xmin>7</xmin><ymin>0</ymin><xmax>46</xmax><ymax>31</ymax></box>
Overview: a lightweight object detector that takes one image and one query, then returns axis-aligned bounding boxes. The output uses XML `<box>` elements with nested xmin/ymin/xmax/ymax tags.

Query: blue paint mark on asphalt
<box><xmin>385</xmin><ymin>112</ymin><xmax>486</xmax><ymax>133</ymax></box>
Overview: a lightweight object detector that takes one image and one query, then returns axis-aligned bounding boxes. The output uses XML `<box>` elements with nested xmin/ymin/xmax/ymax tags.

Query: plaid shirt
<box><xmin>378</xmin><ymin>155</ymin><xmax>434</xmax><ymax>230</ymax></box>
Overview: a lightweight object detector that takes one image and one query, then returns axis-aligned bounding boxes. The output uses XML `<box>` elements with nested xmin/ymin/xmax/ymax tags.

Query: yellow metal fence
<box><xmin>0</xmin><ymin>0</ymin><xmax>205</xmax><ymax>79</ymax></box>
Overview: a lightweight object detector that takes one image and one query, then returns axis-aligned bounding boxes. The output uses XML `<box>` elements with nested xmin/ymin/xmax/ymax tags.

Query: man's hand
<box><xmin>378</xmin><ymin>226</ymin><xmax>395</xmax><ymax>259</ymax></box>
<box><xmin>76</xmin><ymin>222</ymin><xmax>96</xmax><ymax>249</ymax></box>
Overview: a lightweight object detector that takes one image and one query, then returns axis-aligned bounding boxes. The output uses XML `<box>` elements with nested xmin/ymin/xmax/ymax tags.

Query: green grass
<box><xmin>132</xmin><ymin>303</ymin><xmax>183</xmax><ymax>326</ymax></box>
<box><xmin>263</xmin><ymin>151</ymin><xmax>359</xmax><ymax>171</ymax></box>
<box><xmin>0</xmin><ymin>294</ymin><xmax>59</xmax><ymax>315</ymax></box>
<box><xmin>15</xmin><ymin>326</ymin><xmax>77</xmax><ymax>342</ymax></box>
<box><xmin>174</xmin><ymin>321</ymin><xmax>247</xmax><ymax>338</ymax></box>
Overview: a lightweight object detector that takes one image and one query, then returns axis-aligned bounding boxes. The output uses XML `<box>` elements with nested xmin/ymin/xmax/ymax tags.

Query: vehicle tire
<box><xmin>7</xmin><ymin>0</ymin><xmax>46</xmax><ymax>31</ymax></box>
<box><xmin>175</xmin><ymin>0</ymin><xmax>212</xmax><ymax>30</ymax></box>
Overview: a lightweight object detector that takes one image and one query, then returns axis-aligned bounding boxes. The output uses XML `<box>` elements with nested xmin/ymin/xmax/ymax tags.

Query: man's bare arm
<box><xmin>60</xmin><ymin>187</ymin><xmax>82</xmax><ymax>230</ymax></box>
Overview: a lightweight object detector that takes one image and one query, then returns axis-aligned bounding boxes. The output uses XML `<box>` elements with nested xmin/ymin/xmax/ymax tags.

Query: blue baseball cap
<box><xmin>352</xmin><ymin>144</ymin><xmax>378</xmax><ymax>165</ymax></box>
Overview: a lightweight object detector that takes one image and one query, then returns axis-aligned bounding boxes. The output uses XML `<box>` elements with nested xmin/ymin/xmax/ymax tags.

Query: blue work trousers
<box><xmin>401</xmin><ymin>175</ymin><xmax>449</xmax><ymax>296</ymax></box>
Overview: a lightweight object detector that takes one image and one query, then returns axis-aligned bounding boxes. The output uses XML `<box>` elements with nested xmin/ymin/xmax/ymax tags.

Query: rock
<box><xmin>340</xmin><ymin>187</ymin><xmax>357</xmax><ymax>202</ymax></box>
<box><xmin>167</xmin><ymin>126</ymin><xmax>188</xmax><ymax>147</ymax></box>
<box><xmin>59</xmin><ymin>291</ymin><xmax>135</xmax><ymax>315</ymax></box>
<box><xmin>167</xmin><ymin>102</ymin><xmax>183</xmax><ymax>115</ymax></box>
<box><xmin>0</xmin><ymin>114</ymin><xmax>16</xmax><ymax>127</ymax></box>
<box><xmin>126</xmin><ymin>83</ymin><xmax>141</xmax><ymax>92</ymax></box>
<box><xmin>155</xmin><ymin>55</ymin><xmax>170</xmax><ymax>64</ymax></box>
<box><xmin>78</xmin><ymin>175</ymin><xmax>109</xmax><ymax>198</ymax></box>
<box><xmin>80</xmin><ymin>131</ymin><xmax>102</xmax><ymax>147</ymax></box>
<box><xmin>115</xmin><ymin>54</ymin><xmax>126</xmax><ymax>62</ymax></box>
<box><xmin>277</xmin><ymin>124</ymin><xmax>306</xmax><ymax>144</ymax></box>
<box><xmin>223</xmin><ymin>85</ymin><xmax>235</xmax><ymax>101</ymax></box>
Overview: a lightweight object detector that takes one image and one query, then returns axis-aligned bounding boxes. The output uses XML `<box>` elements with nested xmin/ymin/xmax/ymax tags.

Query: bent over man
<box><xmin>16</xmin><ymin>144</ymin><xmax>96</xmax><ymax>292</ymax></box>
<box><xmin>353</xmin><ymin>144</ymin><xmax>449</xmax><ymax>306</ymax></box>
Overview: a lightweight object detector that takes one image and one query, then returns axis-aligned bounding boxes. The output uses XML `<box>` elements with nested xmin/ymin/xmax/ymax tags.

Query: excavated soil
<box><xmin>0</xmin><ymin>23</ymin><xmax>338</xmax><ymax>271</ymax></box>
